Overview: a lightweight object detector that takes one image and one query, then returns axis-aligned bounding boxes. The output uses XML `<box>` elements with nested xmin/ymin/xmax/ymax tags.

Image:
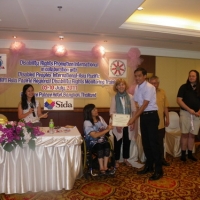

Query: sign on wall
<box><xmin>44</xmin><ymin>98</ymin><xmax>74</xmax><ymax>110</ymax></box>
<box><xmin>0</xmin><ymin>54</ymin><xmax>7</xmax><ymax>74</ymax></box>
<box><xmin>109</xmin><ymin>59</ymin><xmax>127</xmax><ymax>78</ymax></box>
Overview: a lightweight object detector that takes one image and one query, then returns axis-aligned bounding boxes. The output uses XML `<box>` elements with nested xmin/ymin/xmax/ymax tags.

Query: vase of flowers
<box><xmin>0</xmin><ymin>121</ymin><xmax>45</xmax><ymax>152</ymax></box>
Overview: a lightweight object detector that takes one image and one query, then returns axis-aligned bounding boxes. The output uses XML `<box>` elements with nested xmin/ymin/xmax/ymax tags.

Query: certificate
<box><xmin>112</xmin><ymin>114</ymin><xmax>130</xmax><ymax>127</ymax></box>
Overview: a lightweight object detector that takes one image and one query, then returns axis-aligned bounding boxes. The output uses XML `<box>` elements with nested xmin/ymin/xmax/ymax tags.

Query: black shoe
<box><xmin>137</xmin><ymin>165</ymin><xmax>154</xmax><ymax>175</ymax></box>
<box><xmin>149</xmin><ymin>171</ymin><xmax>163</xmax><ymax>181</ymax></box>
<box><xmin>105</xmin><ymin>169</ymin><xmax>115</xmax><ymax>175</ymax></box>
<box><xmin>188</xmin><ymin>155</ymin><xmax>197</xmax><ymax>161</ymax></box>
<box><xmin>181</xmin><ymin>150</ymin><xmax>186</xmax><ymax>161</ymax></box>
<box><xmin>162</xmin><ymin>160</ymin><xmax>170</xmax><ymax>166</ymax></box>
<box><xmin>180</xmin><ymin>156</ymin><xmax>186</xmax><ymax>162</ymax></box>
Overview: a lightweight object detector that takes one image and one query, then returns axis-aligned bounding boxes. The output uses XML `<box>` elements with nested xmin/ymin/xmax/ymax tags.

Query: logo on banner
<box><xmin>44</xmin><ymin>98</ymin><xmax>74</xmax><ymax>110</ymax></box>
<box><xmin>44</xmin><ymin>99</ymin><xmax>56</xmax><ymax>109</ymax></box>
<box><xmin>0</xmin><ymin>54</ymin><xmax>7</xmax><ymax>74</ymax></box>
<box><xmin>109</xmin><ymin>59</ymin><xmax>127</xmax><ymax>78</ymax></box>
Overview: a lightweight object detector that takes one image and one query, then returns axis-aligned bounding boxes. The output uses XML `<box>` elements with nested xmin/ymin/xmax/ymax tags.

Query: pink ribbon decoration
<box><xmin>10</xmin><ymin>41</ymin><xmax>26</xmax><ymax>54</ymax></box>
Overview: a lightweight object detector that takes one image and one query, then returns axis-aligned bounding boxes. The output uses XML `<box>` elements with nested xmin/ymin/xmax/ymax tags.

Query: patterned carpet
<box><xmin>1</xmin><ymin>152</ymin><xmax>200</xmax><ymax>200</ymax></box>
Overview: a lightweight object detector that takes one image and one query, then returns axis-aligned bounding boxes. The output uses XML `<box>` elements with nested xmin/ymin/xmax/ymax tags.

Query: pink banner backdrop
<box><xmin>0</xmin><ymin>43</ymin><xmax>142</xmax><ymax>96</ymax></box>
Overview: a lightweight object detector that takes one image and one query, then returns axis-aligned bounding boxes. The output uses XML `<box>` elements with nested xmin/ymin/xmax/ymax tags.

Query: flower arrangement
<box><xmin>0</xmin><ymin>121</ymin><xmax>45</xmax><ymax>152</ymax></box>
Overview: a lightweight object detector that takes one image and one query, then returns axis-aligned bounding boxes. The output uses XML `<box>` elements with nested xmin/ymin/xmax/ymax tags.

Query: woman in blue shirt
<box><xmin>83</xmin><ymin>104</ymin><xmax>113</xmax><ymax>174</ymax></box>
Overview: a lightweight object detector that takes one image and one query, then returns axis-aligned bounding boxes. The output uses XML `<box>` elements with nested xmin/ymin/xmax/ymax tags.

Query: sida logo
<box><xmin>44</xmin><ymin>99</ymin><xmax>55</xmax><ymax>109</ymax></box>
<box><xmin>44</xmin><ymin>98</ymin><xmax>74</xmax><ymax>110</ymax></box>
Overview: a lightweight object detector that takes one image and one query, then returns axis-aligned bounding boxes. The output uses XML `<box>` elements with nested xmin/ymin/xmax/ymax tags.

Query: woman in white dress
<box><xmin>18</xmin><ymin>84</ymin><xmax>48</xmax><ymax>124</ymax></box>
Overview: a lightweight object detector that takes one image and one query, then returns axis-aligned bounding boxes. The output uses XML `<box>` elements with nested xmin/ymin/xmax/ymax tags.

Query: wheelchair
<box><xmin>82</xmin><ymin>134</ymin><xmax>116</xmax><ymax>179</ymax></box>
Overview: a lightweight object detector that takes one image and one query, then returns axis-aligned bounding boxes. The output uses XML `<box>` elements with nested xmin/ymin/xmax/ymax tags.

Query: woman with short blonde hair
<box><xmin>110</xmin><ymin>78</ymin><xmax>136</xmax><ymax>167</ymax></box>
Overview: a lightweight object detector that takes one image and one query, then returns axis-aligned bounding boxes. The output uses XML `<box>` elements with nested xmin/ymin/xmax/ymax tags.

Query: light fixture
<box><xmin>52</xmin><ymin>44</ymin><xmax>67</xmax><ymax>57</ymax></box>
<box><xmin>57</xmin><ymin>6</ymin><xmax>62</xmax><ymax>11</ymax></box>
<box><xmin>13</xmin><ymin>36</ymin><xmax>17</xmax><ymax>39</ymax></box>
<box><xmin>137</xmin><ymin>7</ymin><xmax>143</xmax><ymax>11</ymax></box>
<box><xmin>10</xmin><ymin>41</ymin><xmax>26</xmax><ymax>54</ymax></box>
<box><xmin>91</xmin><ymin>45</ymin><xmax>105</xmax><ymax>58</ymax></box>
<box><xmin>59</xmin><ymin>36</ymin><xmax>64</xmax><ymax>40</ymax></box>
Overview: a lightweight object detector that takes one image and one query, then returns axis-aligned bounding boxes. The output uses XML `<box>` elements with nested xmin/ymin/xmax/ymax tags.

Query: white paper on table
<box><xmin>112</xmin><ymin>114</ymin><xmax>130</xmax><ymax>127</ymax></box>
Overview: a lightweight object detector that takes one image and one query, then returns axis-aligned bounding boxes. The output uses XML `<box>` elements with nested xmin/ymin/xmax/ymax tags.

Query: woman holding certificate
<box><xmin>110</xmin><ymin>78</ymin><xmax>136</xmax><ymax>167</ymax></box>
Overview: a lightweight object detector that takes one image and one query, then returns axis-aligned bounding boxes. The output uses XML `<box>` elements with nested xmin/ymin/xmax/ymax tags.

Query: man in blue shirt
<box><xmin>128</xmin><ymin>67</ymin><xmax>163</xmax><ymax>180</ymax></box>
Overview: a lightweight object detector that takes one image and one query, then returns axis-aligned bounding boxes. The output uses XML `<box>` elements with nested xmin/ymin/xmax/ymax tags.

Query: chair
<box><xmin>165</xmin><ymin>111</ymin><xmax>181</xmax><ymax>157</ymax></box>
<box><xmin>0</xmin><ymin>114</ymin><xmax>8</xmax><ymax>125</ymax></box>
<box><xmin>82</xmin><ymin>135</ymin><xmax>116</xmax><ymax>178</ymax></box>
<box><xmin>194</xmin><ymin>134</ymin><xmax>200</xmax><ymax>154</ymax></box>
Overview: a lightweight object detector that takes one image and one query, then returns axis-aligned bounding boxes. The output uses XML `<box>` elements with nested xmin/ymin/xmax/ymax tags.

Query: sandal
<box><xmin>115</xmin><ymin>161</ymin><xmax>120</xmax><ymax>168</ymax></box>
<box><xmin>124</xmin><ymin>160</ymin><xmax>132</xmax><ymax>167</ymax></box>
<box><xmin>105</xmin><ymin>169</ymin><xmax>110</xmax><ymax>174</ymax></box>
<box><xmin>105</xmin><ymin>168</ymin><xmax>115</xmax><ymax>175</ymax></box>
<box><xmin>99</xmin><ymin>170</ymin><xmax>105</xmax><ymax>175</ymax></box>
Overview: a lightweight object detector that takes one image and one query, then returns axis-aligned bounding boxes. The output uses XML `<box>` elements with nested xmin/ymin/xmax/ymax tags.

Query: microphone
<box><xmin>30</xmin><ymin>103</ymin><xmax>36</xmax><ymax>117</ymax></box>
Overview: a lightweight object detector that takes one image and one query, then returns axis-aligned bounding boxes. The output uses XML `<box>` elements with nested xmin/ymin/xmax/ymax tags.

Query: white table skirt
<box><xmin>0</xmin><ymin>127</ymin><xmax>83</xmax><ymax>194</ymax></box>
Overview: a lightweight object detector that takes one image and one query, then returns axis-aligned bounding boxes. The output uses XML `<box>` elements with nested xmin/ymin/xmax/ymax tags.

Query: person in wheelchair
<box><xmin>83</xmin><ymin>104</ymin><xmax>113</xmax><ymax>175</ymax></box>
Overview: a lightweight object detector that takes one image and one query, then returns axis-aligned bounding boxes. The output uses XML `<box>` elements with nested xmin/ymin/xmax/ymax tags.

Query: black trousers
<box><xmin>114</xmin><ymin>127</ymin><xmax>130</xmax><ymax>160</ymax></box>
<box><xmin>158</xmin><ymin>128</ymin><xmax>165</xmax><ymax>160</ymax></box>
<box><xmin>92</xmin><ymin>142</ymin><xmax>110</xmax><ymax>158</ymax></box>
<box><xmin>140</xmin><ymin>111</ymin><xmax>162</xmax><ymax>172</ymax></box>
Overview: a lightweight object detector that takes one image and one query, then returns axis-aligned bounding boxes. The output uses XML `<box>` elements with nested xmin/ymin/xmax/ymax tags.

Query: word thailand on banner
<box><xmin>39</xmin><ymin>92</ymin><xmax>96</xmax><ymax>98</ymax></box>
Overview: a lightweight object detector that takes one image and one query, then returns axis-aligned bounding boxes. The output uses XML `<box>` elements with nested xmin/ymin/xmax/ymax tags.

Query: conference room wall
<box><xmin>156</xmin><ymin>56</ymin><xmax>200</xmax><ymax>107</ymax></box>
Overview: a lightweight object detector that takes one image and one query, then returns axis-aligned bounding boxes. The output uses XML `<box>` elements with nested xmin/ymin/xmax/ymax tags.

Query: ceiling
<box><xmin>1</xmin><ymin>0</ymin><xmax>200</xmax><ymax>52</ymax></box>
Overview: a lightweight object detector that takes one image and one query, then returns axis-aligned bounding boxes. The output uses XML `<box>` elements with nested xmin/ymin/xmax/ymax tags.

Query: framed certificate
<box><xmin>112</xmin><ymin>114</ymin><xmax>130</xmax><ymax>127</ymax></box>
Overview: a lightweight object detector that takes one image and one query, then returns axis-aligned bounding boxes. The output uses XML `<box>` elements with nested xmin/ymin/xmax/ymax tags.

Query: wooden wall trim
<box><xmin>0</xmin><ymin>107</ymin><xmax>114</xmax><ymax>113</ymax></box>
<box><xmin>0</xmin><ymin>107</ymin><xmax>180</xmax><ymax>134</ymax></box>
<box><xmin>0</xmin><ymin>107</ymin><xmax>181</xmax><ymax>112</ymax></box>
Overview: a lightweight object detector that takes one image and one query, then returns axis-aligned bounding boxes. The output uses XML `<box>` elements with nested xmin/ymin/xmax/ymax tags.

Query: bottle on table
<box><xmin>49</xmin><ymin>119</ymin><xmax>54</xmax><ymax>134</ymax></box>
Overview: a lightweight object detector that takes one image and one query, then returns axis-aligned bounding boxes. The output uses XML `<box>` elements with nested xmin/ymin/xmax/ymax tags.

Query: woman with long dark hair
<box><xmin>177</xmin><ymin>70</ymin><xmax>200</xmax><ymax>161</ymax></box>
<box><xmin>18</xmin><ymin>84</ymin><xmax>48</xmax><ymax>123</ymax></box>
<box><xmin>83</xmin><ymin>104</ymin><xmax>113</xmax><ymax>174</ymax></box>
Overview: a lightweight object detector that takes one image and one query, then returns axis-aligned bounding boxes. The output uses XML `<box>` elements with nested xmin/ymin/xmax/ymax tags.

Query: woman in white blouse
<box><xmin>18</xmin><ymin>84</ymin><xmax>48</xmax><ymax>124</ymax></box>
<box><xmin>110</xmin><ymin>78</ymin><xmax>136</xmax><ymax>167</ymax></box>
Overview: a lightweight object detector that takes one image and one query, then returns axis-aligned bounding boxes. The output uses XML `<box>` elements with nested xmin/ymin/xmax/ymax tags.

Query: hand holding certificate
<box><xmin>112</xmin><ymin>114</ymin><xmax>130</xmax><ymax>127</ymax></box>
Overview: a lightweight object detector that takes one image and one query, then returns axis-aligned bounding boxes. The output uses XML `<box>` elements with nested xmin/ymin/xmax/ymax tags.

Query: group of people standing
<box><xmin>18</xmin><ymin>68</ymin><xmax>200</xmax><ymax>181</ymax></box>
<box><xmin>83</xmin><ymin>67</ymin><xmax>200</xmax><ymax>181</ymax></box>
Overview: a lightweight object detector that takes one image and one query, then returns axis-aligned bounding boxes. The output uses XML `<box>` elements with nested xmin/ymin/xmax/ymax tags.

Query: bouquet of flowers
<box><xmin>0</xmin><ymin>121</ymin><xmax>45</xmax><ymax>152</ymax></box>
